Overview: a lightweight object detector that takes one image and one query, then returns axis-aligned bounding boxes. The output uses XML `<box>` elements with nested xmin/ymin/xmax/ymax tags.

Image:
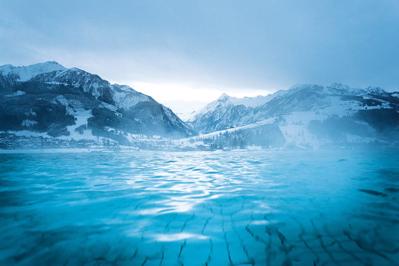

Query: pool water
<box><xmin>0</xmin><ymin>149</ymin><xmax>398</xmax><ymax>265</ymax></box>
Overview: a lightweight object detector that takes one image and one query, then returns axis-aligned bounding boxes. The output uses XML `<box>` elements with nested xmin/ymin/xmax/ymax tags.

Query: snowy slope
<box><xmin>190</xmin><ymin>83</ymin><xmax>399</xmax><ymax>148</ymax></box>
<box><xmin>1</xmin><ymin>61</ymin><xmax>398</xmax><ymax>149</ymax></box>
<box><xmin>189</xmin><ymin>93</ymin><xmax>275</xmax><ymax>122</ymax></box>
<box><xmin>194</xmin><ymin>93</ymin><xmax>271</xmax><ymax>116</ymax></box>
<box><xmin>0</xmin><ymin>61</ymin><xmax>66</xmax><ymax>81</ymax></box>
<box><xmin>0</xmin><ymin>61</ymin><xmax>193</xmax><ymax>148</ymax></box>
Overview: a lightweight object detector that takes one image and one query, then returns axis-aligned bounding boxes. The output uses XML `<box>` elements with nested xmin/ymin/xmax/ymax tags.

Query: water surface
<box><xmin>0</xmin><ymin>149</ymin><xmax>398</xmax><ymax>265</ymax></box>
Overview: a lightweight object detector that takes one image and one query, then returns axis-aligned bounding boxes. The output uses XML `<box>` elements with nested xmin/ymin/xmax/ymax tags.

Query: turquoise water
<box><xmin>0</xmin><ymin>149</ymin><xmax>398</xmax><ymax>265</ymax></box>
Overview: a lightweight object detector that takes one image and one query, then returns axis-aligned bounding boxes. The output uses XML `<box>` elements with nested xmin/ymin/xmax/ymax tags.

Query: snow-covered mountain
<box><xmin>0</xmin><ymin>61</ymin><xmax>66</xmax><ymax>82</ymax></box>
<box><xmin>1</xmin><ymin>62</ymin><xmax>398</xmax><ymax>149</ymax></box>
<box><xmin>0</xmin><ymin>61</ymin><xmax>193</xmax><ymax>148</ymax></box>
<box><xmin>188</xmin><ymin>92</ymin><xmax>279</xmax><ymax>133</ymax></box>
<box><xmin>189</xmin><ymin>83</ymin><xmax>399</xmax><ymax>148</ymax></box>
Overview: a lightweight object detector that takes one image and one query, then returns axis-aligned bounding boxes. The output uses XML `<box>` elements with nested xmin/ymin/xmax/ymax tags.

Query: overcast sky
<box><xmin>1</xmin><ymin>0</ymin><xmax>399</xmax><ymax>115</ymax></box>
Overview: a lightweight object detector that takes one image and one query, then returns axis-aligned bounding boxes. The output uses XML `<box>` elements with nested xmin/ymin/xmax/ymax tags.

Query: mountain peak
<box><xmin>41</xmin><ymin>60</ymin><xmax>64</xmax><ymax>66</ymax></box>
<box><xmin>0</xmin><ymin>61</ymin><xmax>66</xmax><ymax>81</ymax></box>
<box><xmin>0</xmin><ymin>61</ymin><xmax>193</xmax><ymax>145</ymax></box>
<box><xmin>217</xmin><ymin>93</ymin><xmax>231</xmax><ymax>101</ymax></box>
<box><xmin>365</xmin><ymin>86</ymin><xmax>386</xmax><ymax>95</ymax></box>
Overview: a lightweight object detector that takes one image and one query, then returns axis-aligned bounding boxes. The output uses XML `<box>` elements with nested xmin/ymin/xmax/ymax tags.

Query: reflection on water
<box><xmin>0</xmin><ymin>149</ymin><xmax>398</xmax><ymax>265</ymax></box>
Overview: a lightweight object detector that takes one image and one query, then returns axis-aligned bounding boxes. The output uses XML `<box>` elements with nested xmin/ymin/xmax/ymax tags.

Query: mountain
<box><xmin>188</xmin><ymin>83</ymin><xmax>399</xmax><ymax>148</ymax></box>
<box><xmin>0</xmin><ymin>61</ymin><xmax>193</xmax><ymax>148</ymax></box>
<box><xmin>188</xmin><ymin>92</ymin><xmax>279</xmax><ymax>133</ymax></box>
<box><xmin>1</xmin><ymin>62</ymin><xmax>398</xmax><ymax>150</ymax></box>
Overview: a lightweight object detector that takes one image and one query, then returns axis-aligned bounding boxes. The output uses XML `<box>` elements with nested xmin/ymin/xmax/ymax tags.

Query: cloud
<box><xmin>1</xmin><ymin>0</ymin><xmax>399</xmax><ymax>114</ymax></box>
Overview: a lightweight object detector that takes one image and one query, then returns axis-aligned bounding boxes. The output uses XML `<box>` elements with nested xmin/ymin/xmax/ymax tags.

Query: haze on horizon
<box><xmin>1</xmin><ymin>0</ymin><xmax>399</xmax><ymax>116</ymax></box>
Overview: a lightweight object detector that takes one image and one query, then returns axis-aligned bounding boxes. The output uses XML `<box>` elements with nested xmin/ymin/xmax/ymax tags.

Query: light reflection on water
<box><xmin>0</xmin><ymin>149</ymin><xmax>398</xmax><ymax>265</ymax></box>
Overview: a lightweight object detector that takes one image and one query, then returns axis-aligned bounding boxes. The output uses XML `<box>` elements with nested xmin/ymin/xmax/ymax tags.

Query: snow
<box><xmin>54</xmin><ymin>95</ymin><xmax>69</xmax><ymax>106</ymax></box>
<box><xmin>45</xmin><ymin>81</ymin><xmax>69</xmax><ymax>86</ymax></box>
<box><xmin>189</xmin><ymin>110</ymin><xmax>326</xmax><ymax>148</ymax></box>
<box><xmin>178</xmin><ymin>110</ymin><xmax>196</xmax><ymax>121</ymax></box>
<box><xmin>100</xmin><ymin>102</ymin><xmax>118</xmax><ymax>112</ymax></box>
<box><xmin>2</xmin><ymin>61</ymin><xmax>397</xmax><ymax>149</ymax></box>
<box><xmin>53</xmin><ymin>95</ymin><xmax>74</xmax><ymax>115</ymax></box>
<box><xmin>195</xmin><ymin>118</ymin><xmax>276</xmax><ymax>139</ymax></box>
<box><xmin>162</xmin><ymin>106</ymin><xmax>181</xmax><ymax>125</ymax></box>
<box><xmin>51</xmin><ymin>68</ymin><xmax>110</xmax><ymax>98</ymax></box>
<box><xmin>25</xmin><ymin>109</ymin><xmax>37</xmax><ymax>116</ymax></box>
<box><xmin>365</xmin><ymin>86</ymin><xmax>386</xmax><ymax>95</ymax></box>
<box><xmin>5</xmin><ymin>90</ymin><xmax>26</xmax><ymax>97</ymax></box>
<box><xmin>216</xmin><ymin>93</ymin><xmax>274</xmax><ymax>108</ymax></box>
<box><xmin>21</xmin><ymin>119</ymin><xmax>38</xmax><ymax>128</ymax></box>
<box><xmin>0</xmin><ymin>61</ymin><xmax>66</xmax><ymax>81</ymax></box>
<box><xmin>111</xmin><ymin>85</ymin><xmax>150</xmax><ymax>110</ymax></box>
<box><xmin>61</xmin><ymin>109</ymin><xmax>96</xmax><ymax>141</ymax></box>
<box><xmin>0</xmin><ymin>61</ymin><xmax>193</xmax><ymax>147</ymax></box>
<box><xmin>279</xmin><ymin>112</ymin><xmax>322</xmax><ymax>148</ymax></box>
<box><xmin>8</xmin><ymin>130</ymin><xmax>49</xmax><ymax>138</ymax></box>
<box><xmin>186</xmin><ymin>83</ymin><xmax>397</xmax><ymax>149</ymax></box>
<box><xmin>318</xmin><ymin>95</ymin><xmax>360</xmax><ymax>117</ymax></box>
<box><xmin>189</xmin><ymin>93</ymin><xmax>274</xmax><ymax>121</ymax></box>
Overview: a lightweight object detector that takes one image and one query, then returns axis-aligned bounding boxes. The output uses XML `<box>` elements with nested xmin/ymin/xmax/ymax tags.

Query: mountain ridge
<box><xmin>1</xmin><ymin>61</ymin><xmax>399</xmax><ymax>149</ymax></box>
<box><xmin>0</xmin><ymin>61</ymin><xmax>193</xmax><ymax>148</ymax></box>
<box><xmin>188</xmin><ymin>83</ymin><xmax>399</xmax><ymax>148</ymax></box>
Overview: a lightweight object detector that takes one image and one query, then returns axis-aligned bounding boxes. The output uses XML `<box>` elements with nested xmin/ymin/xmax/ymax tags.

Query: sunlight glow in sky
<box><xmin>121</xmin><ymin>81</ymin><xmax>272</xmax><ymax>117</ymax></box>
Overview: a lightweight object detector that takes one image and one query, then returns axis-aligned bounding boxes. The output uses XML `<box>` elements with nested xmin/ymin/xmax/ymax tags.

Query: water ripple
<box><xmin>0</xmin><ymin>149</ymin><xmax>398</xmax><ymax>265</ymax></box>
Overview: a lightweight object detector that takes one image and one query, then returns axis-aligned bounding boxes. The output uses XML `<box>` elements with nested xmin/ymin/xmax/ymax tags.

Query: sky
<box><xmin>1</xmin><ymin>0</ymin><xmax>399</xmax><ymax>116</ymax></box>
